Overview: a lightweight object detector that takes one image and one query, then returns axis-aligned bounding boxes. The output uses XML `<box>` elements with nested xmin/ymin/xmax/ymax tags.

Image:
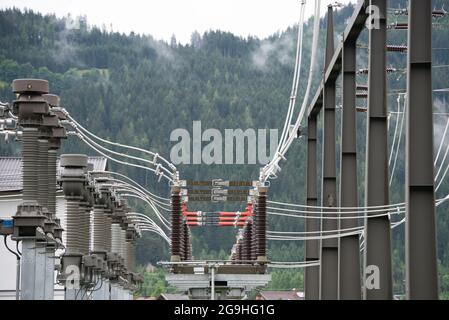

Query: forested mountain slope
<box><xmin>1</xmin><ymin>1</ymin><xmax>449</xmax><ymax>296</ymax></box>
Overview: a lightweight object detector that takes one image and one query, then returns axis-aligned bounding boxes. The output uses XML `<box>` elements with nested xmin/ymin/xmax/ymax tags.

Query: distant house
<box><xmin>157</xmin><ymin>293</ymin><xmax>189</xmax><ymax>300</ymax></box>
<box><xmin>145</xmin><ymin>263</ymin><xmax>157</xmax><ymax>273</ymax></box>
<box><xmin>0</xmin><ymin>156</ymin><xmax>108</xmax><ymax>298</ymax></box>
<box><xmin>256</xmin><ymin>290</ymin><xmax>304</xmax><ymax>300</ymax></box>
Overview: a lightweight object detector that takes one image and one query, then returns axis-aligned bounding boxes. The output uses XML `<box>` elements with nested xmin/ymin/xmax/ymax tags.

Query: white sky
<box><xmin>0</xmin><ymin>0</ymin><xmax>357</xmax><ymax>44</ymax></box>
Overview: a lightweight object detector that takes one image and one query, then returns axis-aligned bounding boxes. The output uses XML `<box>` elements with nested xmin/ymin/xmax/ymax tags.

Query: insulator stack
<box><xmin>121</xmin><ymin>228</ymin><xmax>127</xmax><ymax>261</ymax></box>
<box><xmin>43</xmin><ymin>93</ymin><xmax>65</xmax><ymax>221</ymax></box>
<box><xmin>126</xmin><ymin>241</ymin><xmax>136</xmax><ymax>272</ymax></box>
<box><xmin>60</xmin><ymin>154</ymin><xmax>88</xmax><ymax>255</ymax></box>
<box><xmin>183</xmin><ymin>221</ymin><xmax>191</xmax><ymax>260</ymax></box>
<box><xmin>388</xmin><ymin>22</ymin><xmax>408</xmax><ymax>30</ymax></box>
<box><xmin>92</xmin><ymin>207</ymin><xmax>107</xmax><ymax>252</ymax></box>
<box><xmin>181</xmin><ymin>219</ymin><xmax>186</xmax><ymax>260</ymax></box>
<box><xmin>248</xmin><ymin>220</ymin><xmax>257</xmax><ymax>260</ymax></box>
<box><xmin>236</xmin><ymin>240</ymin><xmax>243</xmax><ymax>261</ymax></box>
<box><xmin>433</xmin><ymin>10</ymin><xmax>447</xmax><ymax>18</ymax></box>
<box><xmin>256</xmin><ymin>186</ymin><xmax>267</xmax><ymax>259</ymax></box>
<box><xmin>105</xmin><ymin>213</ymin><xmax>112</xmax><ymax>252</ymax></box>
<box><xmin>111</xmin><ymin>223</ymin><xmax>122</xmax><ymax>255</ymax></box>
<box><xmin>47</xmin><ymin>150</ymin><xmax>57</xmax><ymax>218</ymax></box>
<box><xmin>78</xmin><ymin>205</ymin><xmax>91</xmax><ymax>255</ymax></box>
<box><xmin>170</xmin><ymin>186</ymin><xmax>182</xmax><ymax>260</ymax></box>
<box><xmin>65</xmin><ymin>200</ymin><xmax>80</xmax><ymax>254</ymax></box>
<box><xmin>387</xmin><ymin>45</ymin><xmax>407</xmax><ymax>52</ymax></box>
<box><xmin>22</xmin><ymin>128</ymin><xmax>40</xmax><ymax>202</ymax></box>
<box><xmin>38</xmin><ymin>139</ymin><xmax>49</xmax><ymax>212</ymax></box>
<box><xmin>243</xmin><ymin>221</ymin><xmax>253</xmax><ymax>261</ymax></box>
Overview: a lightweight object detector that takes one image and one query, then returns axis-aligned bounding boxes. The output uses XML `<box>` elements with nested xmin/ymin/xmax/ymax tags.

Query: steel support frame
<box><xmin>405</xmin><ymin>0</ymin><xmax>438</xmax><ymax>300</ymax></box>
<box><xmin>320</xmin><ymin>5</ymin><xmax>338</xmax><ymax>300</ymax></box>
<box><xmin>364</xmin><ymin>0</ymin><xmax>392</xmax><ymax>300</ymax></box>
<box><xmin>305</xmin><ymin>115</ymin><xmax>320</xmax><ymax>300</ymax></box>
<box><xmin>338</xmin><ymin>38</ymin><xmax>361</xmax><ymax>300</ymax></box>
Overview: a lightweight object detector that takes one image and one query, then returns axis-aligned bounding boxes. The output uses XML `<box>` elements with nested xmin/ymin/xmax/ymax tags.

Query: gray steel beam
<box><xmin>305</xmin><ymin>115</ymin><xmax>319</xmax><ymax>300</ymax></box>
<box><xmin>338</xmin><ymin>39</ymin><xmax>361</xmax><ymax>300</ymax></box>
<box><xmin>363</xmin><ymin>0</ymin><xmax>392</xmax><ymax>300</ymax></box>
<box><xmin>320</xmin><ymin>5</ymin><xmax>338</xmax><ymax>300</ymax></box>
<box><xmin>308</xmin><ymin>0</ymin><xmax>369</xmax><ymax>117</ymax></box>
<box><xmin>405</xmin><ymin>0</ymin><xmax>438</xmax><ymax>300</ymax></box>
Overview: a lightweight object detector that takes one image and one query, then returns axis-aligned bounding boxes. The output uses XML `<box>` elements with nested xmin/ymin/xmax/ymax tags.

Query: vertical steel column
<box><xmin>305</xmin><ymin>115</ymin><xmax>320</xmax><ymax>300</ymax></box>
<box><xmin>405</xmin><ymin>0</ymin><xmax>438</xmax><ymax>300</ymax></box>
<box><xmin>338</xmin><ymin>38</ymin><xmax>361</xmax><ymax>299</ymax></box>
<box><xmin>320</xmin><ymin>5</ymin><xmax>338</xmax><ymax>300</ymax></box>
<box><xmin>364</xmin><ymin>0</ymin><xmax>392</xmax><ymax>300</ymax></box>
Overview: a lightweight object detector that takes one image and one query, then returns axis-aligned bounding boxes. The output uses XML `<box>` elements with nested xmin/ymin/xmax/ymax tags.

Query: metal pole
<box><xmin>20</xmin><ymin>239</ymin><xmax>36</xmax><ymax>300</ymax></box>
<box><xmin>405</xmin><ymin>0</ymin><xmax>438</xmax><ymax>300</ymax></box>
<box><xmin>338</xmin><ymin>38</ymin><xmax>361</xmax><ymax>300</ymax></box>
<box><xmin>305</xmin><ymin>115</ymin><xmax>320</xmax><ymax>300</ymax></box>
<box><xmin>210</xmin><ymin>265</ymin><xmax>215</xmax><ymax>300</ymax></box>
<box><xmin>320</xmin><ymin>5</ymin><xmax>338</xmax><ymax>300</ymax></box>
<box><xmin>16</xmin><ymin>255</ymin><xmax>21</xmax><ymax>300</ymax></box>
<box><xmin>364</xmin><ymin>0</ymin><xmax>392</xmax><ymax>300</ymax></box>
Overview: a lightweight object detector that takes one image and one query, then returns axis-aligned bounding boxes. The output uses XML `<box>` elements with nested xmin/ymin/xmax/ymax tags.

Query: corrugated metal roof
<box><xmin>0</xmin><ymin>156</ymin><xmax>107</xmax><ymax>192</ymax></box>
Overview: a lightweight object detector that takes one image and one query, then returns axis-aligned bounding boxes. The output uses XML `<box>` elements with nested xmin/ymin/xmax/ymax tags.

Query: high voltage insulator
<box><xmin>255</xmin><ymin>187</ymin><xmax>268</xmax><ymax>260</ymax></box>
<box><xmin>387</xmin><ymin>45</ymin><xmax>407</xmax><ymax>52</ymax></box>
<box><xmin>390</xmin><ymin>8</ymin><xmax>448</xmax><ymax>18</ymax></box>
<box><xmin>59</xmin><ymin>154</ymin><xmax>89</xmax><ymax>298</ymax></box>
<box><xmin>388</xmin><ymin>22</ymin><xmax>409</xmax><ymax>30</ymax></box>
<box><xmin>170</xmin><ymin>186</ymin><xmax>182</xmax><ymax>262</ymax></box>
<box><xmin>244</xmin><ymin>219</ymin><xmax>253</xmax><ymax>261</ymax></box>
<box><xmin>42</xmin><ymin>94</ymin><xmax>66</xmax><ymax>249</ymax></box>
<box><xmin>357</xmin><ymin>67</ymin><xmax>398</xmax><ymax>74</ymax></box>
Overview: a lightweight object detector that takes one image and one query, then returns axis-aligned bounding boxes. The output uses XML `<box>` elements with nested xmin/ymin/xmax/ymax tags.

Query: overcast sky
<box><xmin>0</xmin><ymin>0</ymin><xmax>357</xmax><ymax>44</ymax></box>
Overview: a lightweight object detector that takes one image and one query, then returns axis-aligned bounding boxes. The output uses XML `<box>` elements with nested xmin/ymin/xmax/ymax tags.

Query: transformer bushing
<box><xmin>11</xmin><ymin>79</ymin><xmax>51</xmax><ymax>239</ymax></box>
<box><xmin>170</xmin><ymin>186</ymin><xmax>182</xmax><ymax>262</ymax></box>
<box><xmin>59</xmin><ymin>154</ymin><xmax>88</xmax><ymax>293</ymax></box>
<box><xmin>125</xmin><ymin>223</ymin><xmax>140</xmax><ymax>294</ymax></box>
<box><xmin>109</xmin><ymin>198</ymin><xmax>127</xmax><ymax>285</ymax></box>
<box><xmin>79</xmin><ymin>164</ymin><xmax>101</xmax><ymax>290</ymax></box>
<box><xmin>90</xmin><ymin>173</ymin><xmax>115</xmax><ymax>299</ymax></box>
<box><xmin>256</xmin><ymin>187</ymin><xmax>267</xmax><ymax>261</ymax></box>
<box><xmin>9</xmin><ymin>79</ymin><xmax>52</xmax><ymax>300</ymax></box>
<box><xmin>44</xmin><ymin>94</ymin><xmax>68</xmax><ymax>244</ymax></box>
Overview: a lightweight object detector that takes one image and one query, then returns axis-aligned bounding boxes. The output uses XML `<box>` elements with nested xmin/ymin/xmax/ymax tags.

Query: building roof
<box><xmin>157</xmin><ymin>293</ymin><xmax>189</xmax><ymax>300</ymax></box>
<box><xmin>0</xmin><ymin>156</ymin><xmax>107</xmax><ymax>192</ymax></box>
<box><xmin>257</xmin><ymin>290</ymin><xmax>304</xmax><ymax>300</ymax></box>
